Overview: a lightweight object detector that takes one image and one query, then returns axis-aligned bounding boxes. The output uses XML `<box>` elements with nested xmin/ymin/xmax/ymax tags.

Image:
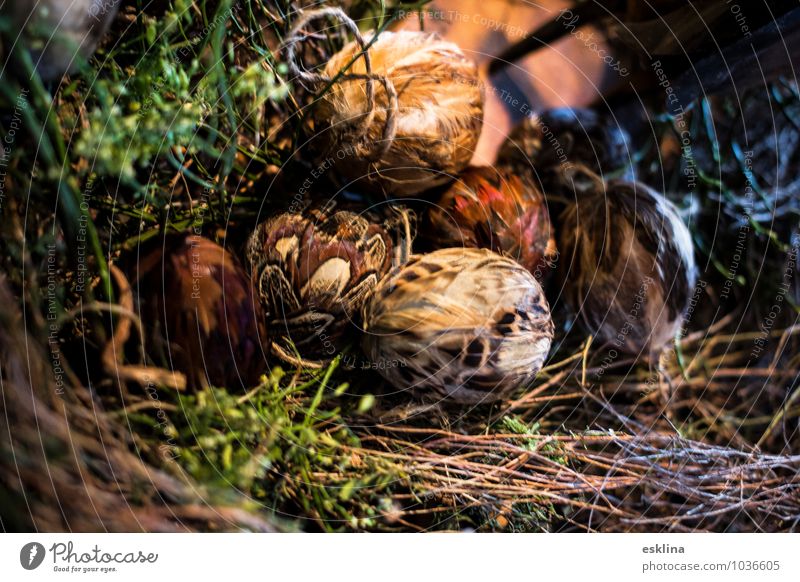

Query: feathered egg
<box><xmin>361</xmin><ymin>247</ymin><xmax>554</xmax><ymax>404</ymax></box>
<box><xmin>426</xmin><ymin>166</ymin><xmax>557</xmax><ymax>279</ymax></box>
<box><xmin>247</xmin><ymin>204</ymin><xmax>413</xmax><ymax>363</ymax></box>
<box><xmin>136</xmin><ymin>234</ymin><xmax>267</xmax><ymax>390</ymax></box>
<box><xmin>558</xmin><ymin>176</ymin><xmax>696</xmax><ymax>357</ymax></box>
<box><xmin>312</xmin><ymin>30</ymin><xmax>484</xmax><ymax>197</ymax></box>
<box><xmin>498</xmin><ymin>107</ymin><xmax>632</xmax><ymax>189</ymax></box>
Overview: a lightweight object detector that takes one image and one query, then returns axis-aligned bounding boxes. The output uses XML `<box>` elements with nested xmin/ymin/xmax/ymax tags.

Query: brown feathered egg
<box><xmin>246</xmin><ymin>204</ymin><xmax>412</xmax><ymax>364</ymax></box>
<box><xmin>136</xmin><ymin>234</ymin><xmax>267</xmax><ymax>390</ymax></box>
<box><xmin>361</xmin><ymin>248</ymin><xmax>554</xmax><ymax>404</ymax></box>
<box><xmin>312</xmin><ymin>30</ymin><xmax>484</xmax><ymax>197</ymax></box>
<box><xmin>559</xmin><ymin>175</ymin><xmax>696</xmax><ymax>358</ymax></box>
<box><xmin>426</xmin><ymin>166</ymin><xmax>557</xmax><ymax>279</ymax></box>
<box><xmin>498</xmin><ymin>107</ymin><xmax>632</xmax><ymax>190</ymax></box>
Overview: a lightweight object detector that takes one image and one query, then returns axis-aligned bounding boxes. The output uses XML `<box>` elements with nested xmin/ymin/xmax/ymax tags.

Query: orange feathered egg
<box><xmin>311</xmin><ymin>30</ymin><xmax>484</xmax><ymax>198</ymax></box>
<box><xmin>426</xmin><ymin>166</ymin><xmax>557</xmax><ymax>279</ymax></box>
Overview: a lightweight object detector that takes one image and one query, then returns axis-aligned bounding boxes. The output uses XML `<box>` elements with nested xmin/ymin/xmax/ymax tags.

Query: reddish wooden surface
<box><xmin>394</xmin><ymin>0</ymin><xmax>610</xmax><ymax>164</ymax></box>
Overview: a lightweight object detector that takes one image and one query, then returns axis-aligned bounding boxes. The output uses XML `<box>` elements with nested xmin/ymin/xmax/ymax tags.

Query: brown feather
<box><xmin>558</xmin><ymin>176</ymin><xmax>696</xmax><ymax>358</ymax></box>
<box><xmin>247</xmin><ymin>204</ymin><xmax>413</xmax><ymax>362</ymax></box>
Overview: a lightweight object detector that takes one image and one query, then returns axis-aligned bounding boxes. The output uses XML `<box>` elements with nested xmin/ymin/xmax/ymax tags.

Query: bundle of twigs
<box><xmin>0</xmin><ymin>276</ymin><xmax>279</xmax><ymax>531</ymax></box>
<box><xmin>345</xmin><ymin>428</ymin><xmax>800</xmax><ymax>532</ymax></box>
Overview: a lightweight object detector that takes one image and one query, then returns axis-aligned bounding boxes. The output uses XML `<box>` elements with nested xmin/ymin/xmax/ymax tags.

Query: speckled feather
<box><xmin>314</xmin><ymin>30</ymin><xmax>484</xmax><ymax>197</ymax></box>
<box><xmin>426</xmin><ymin>166</ymin><xmax>557</xmax><ymax>278</ymax></box>
<box><xmin>559</xmin><ymin>178</ymin><xmax>696</xmax><ymax>356</ymax></box>
<box><xmin>136</xmin><ymin>234</ymin><xmax>267</xmax><ymax>390</ymax></box>
<box><xmin>247</xmin><ymin>205</ymin><xmax>412</xmax><ymax>361</ymax></box>
<box><xmin>361</xmin><ymin>248</ymin><xmax>554</xmax><ymax>404</ymax></box>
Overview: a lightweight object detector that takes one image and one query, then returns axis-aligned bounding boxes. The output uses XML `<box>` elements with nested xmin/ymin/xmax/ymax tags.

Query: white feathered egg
<box><xmin>361</xmin><ymin>248</ymin><xmax>554</xmax><ymax>404</ymax></box>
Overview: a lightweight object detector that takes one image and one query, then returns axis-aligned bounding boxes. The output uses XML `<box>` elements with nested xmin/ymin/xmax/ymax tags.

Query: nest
<box><xmin>1</xmin><ymin>1</ymin><xmax>799</xmax><ymax>532</ymax></box>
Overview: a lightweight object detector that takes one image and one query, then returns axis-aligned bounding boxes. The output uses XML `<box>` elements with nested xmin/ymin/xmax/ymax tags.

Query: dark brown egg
<box><xmin>558</xmin><ymin>174</ymin><xmax>697</xmax><ymax>358</ymax></box>
<box><xmin>136</xmin><ymin>234</ymin><xmax>267</xmax><ymax>390</ymax></box>
<box><xmin>498</xmin><ymin>107</ymin><xmax>632</xmax><ymax>190</ymax></box>
<box><xmin>246</xmin><ymin>204</ymin><xmax>413</xmax><ymax>363</ymax></box>
<box><xmin>426</xmin><ymin>166</ymin><xmax>557</xmax><ymax>279</ymax></box>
